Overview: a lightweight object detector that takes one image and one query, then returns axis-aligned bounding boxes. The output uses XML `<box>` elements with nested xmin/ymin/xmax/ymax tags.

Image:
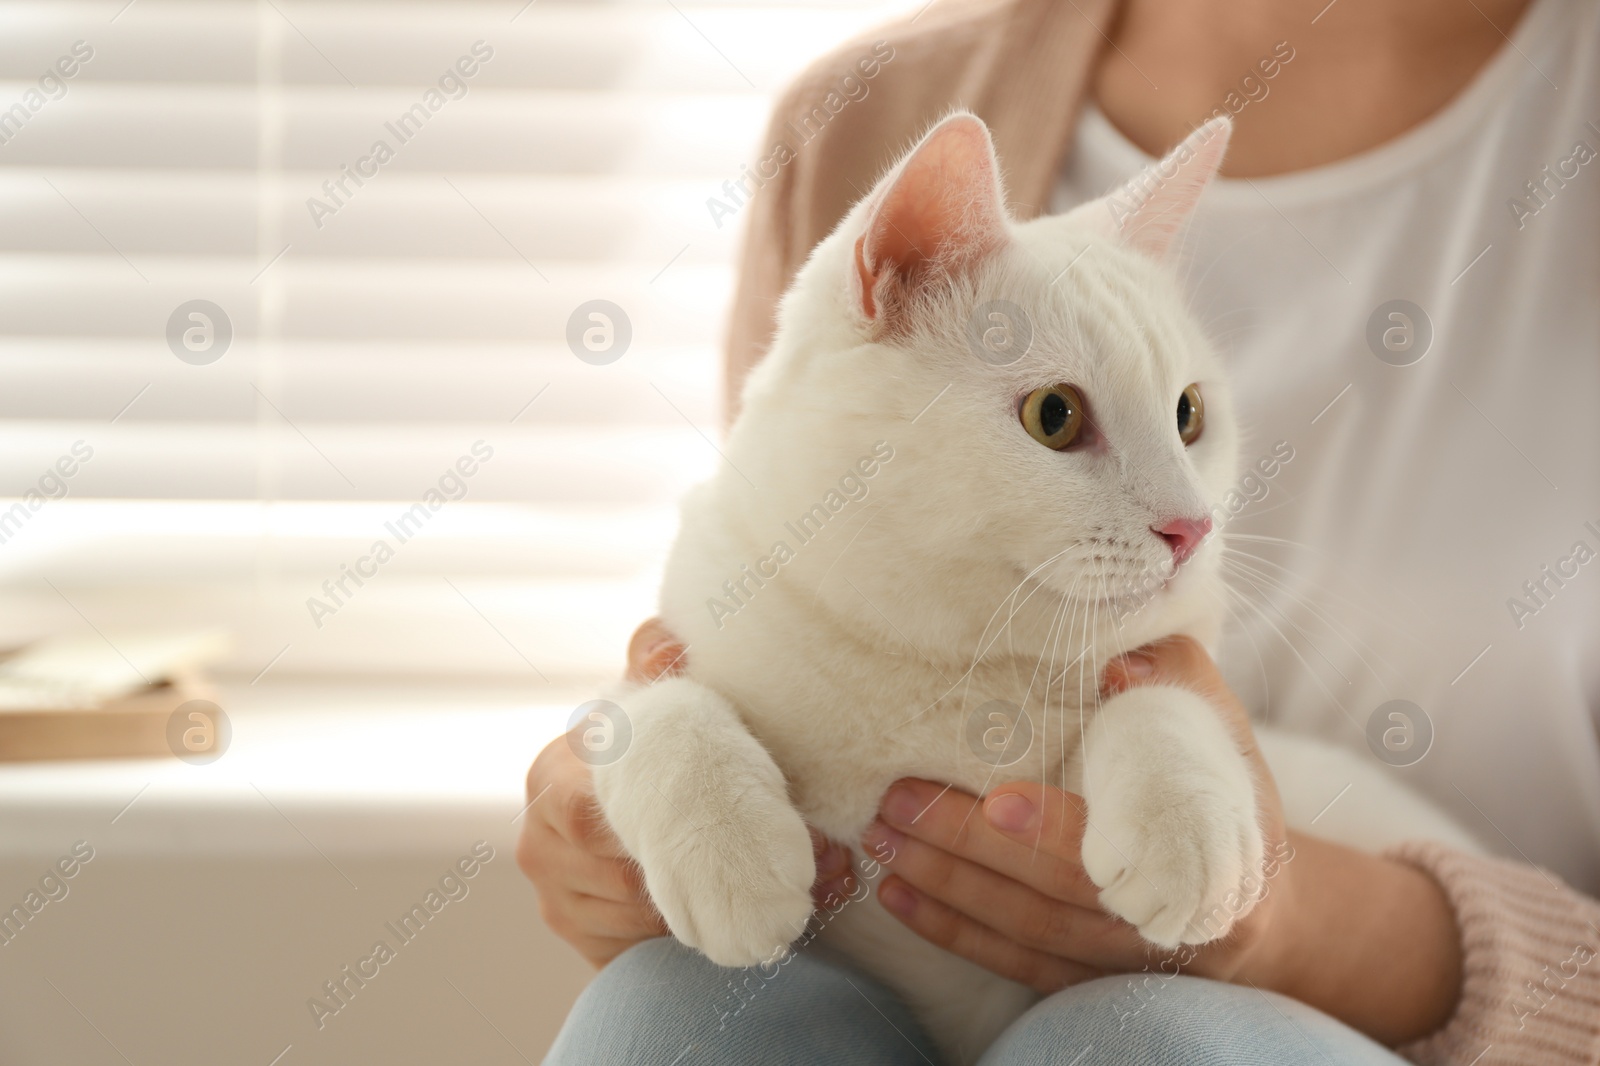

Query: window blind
<box><xmin>0</xmin><ymin>0</ymin><xmax>912</xmax><ymax>683</ymax></box>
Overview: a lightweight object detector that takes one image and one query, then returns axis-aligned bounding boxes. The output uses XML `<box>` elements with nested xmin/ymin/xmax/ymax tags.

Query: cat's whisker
<box><xmin>1192</xmin><ymin>296</ymin><xmax>1275</xmax><ymax>327</ymax></box>
<box><xmin>1221</xmin><ymin>568</ymin><xmax>1384</xmax><ymax>700</ymax></box>
<box><xmin>878</xmin><ymin>548</ymin><xmax>1079</xmax><ymax>736</ymax></box>
<box><xmin>1220</xmin><ymin>539</ymin><xmax>1376</xmax><ymax>626</ymax></box>
<box><xmin>1221</xmin><ymin>551</ymin><xmax>1377</xmax><ymax>642</ymax></box>
<box><xmin>1223</xmin><ymin>532</ymin><xmax>1301</xmax><ymax>547</ymax></box>
<box><xmin>1033</xmin><ymin>573</ymin><xmax>1083</xmax><ymax>708</ymax></box>
<box><xmin>966</xmin><ymin>547</ymin><xmax>1077</xmax><ymax>669</ymax></box>
<box><xmin>1221</xmin><ymin>547</ymin><xmax>1417</xmax><ymax>671</ymax></box>
<box><xmin>1076</xmin><ymin>574</ymin><xmax>1108</xmax><ymax>806</ymax></box>
<box><xmin>1213</xmin><ymin>583</ymin><xmax>1273</xmax><ymax>722</ymax></box>
<box><xmin>1031</xmin><ymin>579</ymin><xmax>1085</xmax><ymax>855</ymax></box>
<box><xmin>1196</xmin><ymin>318</ymin><xmax>1273</xmax><ymax>349</ymax></box>
<box><xmin>1224</xmin><ymin>563</ymin><xmax>1354</xmax><ymax>685</ymax></box>
<box><xmin>1037</xmin><ymin>580</ymin><xmax>1082</xmax><ymax>822</ymax></box>
<box><xmin>965</xmin><ymin>551</ymin><xmax>1073</xmax><ymax>711</ymax></box>
<box><xmin>1222</xmin><ymin>573</ymin><xmax>1367</xmax><ymax>740</ymax></box>
<box><xmin>1017</xmin><ymin>574</ymin><xmax>1079</xmax><ymax>741</ymax></box>
<box><xmin>1041</xmin><ymin>580</ymin><xmax>1092</xmax><ymax>861</ymax></box>
<box><xmin>1218</xmin><ymin>489</ymin><xmax>1305</xmax><ymax>524</ymax></box>
<box><xmin>1221</xmin><ymin>542</ymin><xmax>1418</xmax><ymax>649</ymax></box>
<box><xmin>1220</xmin><ymin>552</ymin><xmax>1398</xmax><ymax>684</ymax></box>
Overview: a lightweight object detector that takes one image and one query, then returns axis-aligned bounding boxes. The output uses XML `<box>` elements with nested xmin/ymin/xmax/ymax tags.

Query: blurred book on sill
<box><xmin>0</xmin><ymin>631</ymin><xmax>229</xmax><ymax>762</ymax></box>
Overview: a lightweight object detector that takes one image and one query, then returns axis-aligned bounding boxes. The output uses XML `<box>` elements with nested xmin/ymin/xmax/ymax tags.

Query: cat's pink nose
<box><xmin>1154</xmin><ymin>516</ymin><xmax>1213</xmax><ymax>565</ymax></box>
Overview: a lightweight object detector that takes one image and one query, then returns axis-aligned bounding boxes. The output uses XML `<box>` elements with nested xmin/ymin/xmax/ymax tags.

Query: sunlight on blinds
<box><xmin>0</xmin><ymin>0</ymin><xmax>916</xmax><ymax>682</ymax></box>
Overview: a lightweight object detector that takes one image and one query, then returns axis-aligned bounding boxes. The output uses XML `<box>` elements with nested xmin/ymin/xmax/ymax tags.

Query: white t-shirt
<box><xmin>1053</xmin><ymin>0</ymin><xmax>1600</xmax><ymax>891</ymax></box>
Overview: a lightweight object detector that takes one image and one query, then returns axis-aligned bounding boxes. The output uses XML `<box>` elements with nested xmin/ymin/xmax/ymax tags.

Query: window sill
<box><xmin>0</xmin><ymin>680</ymin><xmax>582</xmax><ymax>856</ymax></box>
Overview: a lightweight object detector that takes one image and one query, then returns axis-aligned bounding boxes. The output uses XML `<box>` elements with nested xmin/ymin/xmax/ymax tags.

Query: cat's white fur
<box><xmin>593</xmin><ymin>113</ymin><xmax>1476</xmax><ymax>1062</ymax></box>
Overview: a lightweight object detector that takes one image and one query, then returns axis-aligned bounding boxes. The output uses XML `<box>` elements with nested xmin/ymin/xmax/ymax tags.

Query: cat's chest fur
<box><xmin>665</xmin><ymin>587</ymin><xmax>1090</xmax><ymax>844</ymax></box>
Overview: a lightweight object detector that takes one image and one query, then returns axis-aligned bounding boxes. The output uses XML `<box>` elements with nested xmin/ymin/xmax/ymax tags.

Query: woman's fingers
<box><xmin>1104</xmin><ymin>635</ymin><xmax>1247</xmax><ymax>739</ymax></box>
<box><xmin>526</xmin><ymin>824</ymin><xmax>664</xmax><ymax>962</ymax></box>
<box><xmin>1103</xmin><ymin>635</ymin><xmax>1221</xmax><ymax>699</ymax></box>
<box><xmin>521</xmin><ymin>788</ymin><xmax>652</xmax><ymax>908</ymax></box>
<box><xmin>874</xmin><ymin>874</ymin><xmax>1104</xmax><ymax>994</ymax></box>
<box><xmin>625</xmin><ymin>617</ymin><xmax>689</xmax><ymax>684</ymax></box>
<box><xmin>812</xmin><ymin>832</ymin><xmax>857</xmax><ymax>906</ymax></box>
<box><xmin>517</xmin><ymin>729</ymin><xmax>668</xmax><ymax>968</ymax></box>
<box><xmin>864</xmin><ymin>809</ymin><xmax>1152</xmax><ymax>966</ymax></box>
<box><xmin>543</xmin><ymin>776</ymin><xmax>629</xmax><ymax>861</ymax></box>
<box><xmin>864</xmin><ymin>816</ymin><xmax>1144</xmax><ymax>968</ymax></box>
<box><xmin>557</xmin><ymin>835</ymin><xmax>649</xmax><ymax>903</ymax></box>
<box><xmin>875</xmin><ymin>778</ymin><xmax>1100</xmax><ymax>908</ymax></box>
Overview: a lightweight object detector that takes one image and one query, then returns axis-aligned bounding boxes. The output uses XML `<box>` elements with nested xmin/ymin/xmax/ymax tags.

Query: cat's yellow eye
<box><xmin>1021</xmin><ymin>383</ymin><xmax>1085</xmax><ymax>450</ymax></box>
<box><xmin>1177</xmin><ymin>384</ymin><xmax>1204</xmax><ymax>446</ymax></box>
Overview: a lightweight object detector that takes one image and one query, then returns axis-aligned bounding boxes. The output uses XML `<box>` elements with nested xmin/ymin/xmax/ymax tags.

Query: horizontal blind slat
<box><xmin>0</xmin><ymin>344</ymin><xmax>716</xmax><ymax>425</ymax></box>
<box><xmin>0</xmin><ymin>92</ymin><xmax>772</xmax><ymax>174</ymax></box>
<box><xmin>0</xmin><ymin>3</ymin><xmax>889</xmax><ymax>91</ymax></box>
<box><xmin>0</xmin><ymin>424</ymin><xmax>721</xmax><ymax>501</ymax></box>
<box><xmin>0</xmin><ymin>173</ymin><xmax>737</xmax><ymax>262</ymax></box>
<box><xmin>0</xmin><ymin>260</ymin><xmax>732</xmax><ymax>342</ymax></box>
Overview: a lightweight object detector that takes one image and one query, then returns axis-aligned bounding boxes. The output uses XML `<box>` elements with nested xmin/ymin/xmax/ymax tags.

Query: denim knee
<box><xmin>981</xmin><ymin>973</ymin><xmax>1406</xmax><ymax>1066</ymax></box>
<box><xmin>544</xmin><ymin>937</ymin><xmax>939</xmax><ymax>1066</ymax></box>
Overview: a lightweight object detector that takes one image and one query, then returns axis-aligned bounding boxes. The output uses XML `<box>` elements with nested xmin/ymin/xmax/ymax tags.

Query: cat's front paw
<box><xmin>644</xmin><ymin>802</ymin><xmax>816</xmax><ymax>968</ymax></box>
<box><xmin>1080</xmin><ymin>691</ymin><xmax>1266</xmax><ymax>949</ymax></box>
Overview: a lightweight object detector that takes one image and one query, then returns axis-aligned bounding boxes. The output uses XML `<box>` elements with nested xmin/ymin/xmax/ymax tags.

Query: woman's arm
<box><xmin>1264</xmin><ymin>833</ymin><xmax>1463</xmax><ymax>1046</ymax></box>
<box><xmin>864</xmin><ymin>775</ymin><xmax>1464</xmax><ymax>1043</ymax></box>
<box><xmin>1381</xmin><ymin>842</ymin><xmax>1600</xmax><ymax>1065</ymax></box>
<box><xmin>858</xmin><ymin>638</ymin><xmax>1464</xmax><ymax>1044</ymax></box>
<box><xmin>866</xmin><ymin>640</ymin><xmax>1600</xmax><ymax>1062</ymax></box>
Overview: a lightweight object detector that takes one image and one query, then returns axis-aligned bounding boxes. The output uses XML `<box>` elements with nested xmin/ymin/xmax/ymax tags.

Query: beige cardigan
<box><xmin>720</xmin><ymin>1</ymin><xmax>1600</xmax><ymax>1062</ymax></box>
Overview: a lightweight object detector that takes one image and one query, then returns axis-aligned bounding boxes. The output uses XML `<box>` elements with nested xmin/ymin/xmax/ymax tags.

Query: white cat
<box><xmin>593</xmin><ymin>112</ymin><xmax>1475</xmax><ymax>1063</ymax></box>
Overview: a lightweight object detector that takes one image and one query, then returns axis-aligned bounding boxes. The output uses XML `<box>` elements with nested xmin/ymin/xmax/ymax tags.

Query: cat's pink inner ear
<box><xmin>854</xmin><ymin>113</ymin><xmax>1007</xmax><ymax>323</ymax></box>
<box><xmin>1111</xmin><ymin>116</ymin><xmax>1231</xmax><ymax>259</ymax></box>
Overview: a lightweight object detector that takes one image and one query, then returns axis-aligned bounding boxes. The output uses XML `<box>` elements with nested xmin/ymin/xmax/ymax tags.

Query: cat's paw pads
<box><xmin>1082</xmin><ymin>778</ymin><xmax>1266</xmax><ymax>950</ymax></box>
<box><xmin>647</xmin><ymin>810</ymin><xmax>816</xmax><ymax>969</ymax></box>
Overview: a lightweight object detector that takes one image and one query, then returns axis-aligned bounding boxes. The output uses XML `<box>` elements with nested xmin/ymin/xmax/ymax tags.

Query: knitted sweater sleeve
<box><xmin>1389</xmin><ymin>841</ymin><xmax>1600</xmax><ymax>1065</ymax></box>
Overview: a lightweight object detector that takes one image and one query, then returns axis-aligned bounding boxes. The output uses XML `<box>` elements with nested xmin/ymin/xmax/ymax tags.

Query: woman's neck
<box><xmin>1093</xmin><ymin>0</ymin><xmax>1538</xmax><ymax>176</ymax></box>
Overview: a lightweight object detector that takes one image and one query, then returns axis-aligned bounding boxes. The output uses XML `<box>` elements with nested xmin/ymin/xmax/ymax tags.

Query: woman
<box><xmin>525</xmin><ymin>0</ymin><xmax>1600</xmax><ymax>1061</ymax></box>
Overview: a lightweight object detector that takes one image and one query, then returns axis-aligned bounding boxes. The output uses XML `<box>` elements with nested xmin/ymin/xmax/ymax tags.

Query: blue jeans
<box><xmin>543</xmin><ymin>938</ymin><xmax>1409</xmax><ymax>1065</ymax></box>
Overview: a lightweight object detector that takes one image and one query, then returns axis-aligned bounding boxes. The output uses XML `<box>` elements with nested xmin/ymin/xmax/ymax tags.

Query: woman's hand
<box><xmin>515</xmin><ymin>723</ymin><xmax>669</xmax><ymax>968</ymax></box>
<box><xmin>858</xmin><ymin>637</ymin><xmax>1292</xmax><ymax>992</ymax></box>
<box><xmin>516</xmin><ymin>618</ymin><xmax>857</xmax><ymax>967</ymax></box>
<box><xmin>861</xmin><ymin>637</ymin><xmax>1464</xmax><ymax>1046</ymax></box>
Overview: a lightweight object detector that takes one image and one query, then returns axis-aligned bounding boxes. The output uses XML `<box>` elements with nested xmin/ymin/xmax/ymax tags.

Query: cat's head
<box><xmin>730</xmin><ymin>112</ymin><xmax>1238</xmax><ymax>653</ymax></box>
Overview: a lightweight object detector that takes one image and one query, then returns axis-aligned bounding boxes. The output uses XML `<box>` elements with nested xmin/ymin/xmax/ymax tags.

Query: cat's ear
<box><xmin>852</xmin><ymin>112</ymin><xmax>1009</xmax><ymax>330</ymax></box>
<box><xmin>1076</xmin><ymin>116</ymin><xmax>1231</xmax><ymax>259</ymax></box>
